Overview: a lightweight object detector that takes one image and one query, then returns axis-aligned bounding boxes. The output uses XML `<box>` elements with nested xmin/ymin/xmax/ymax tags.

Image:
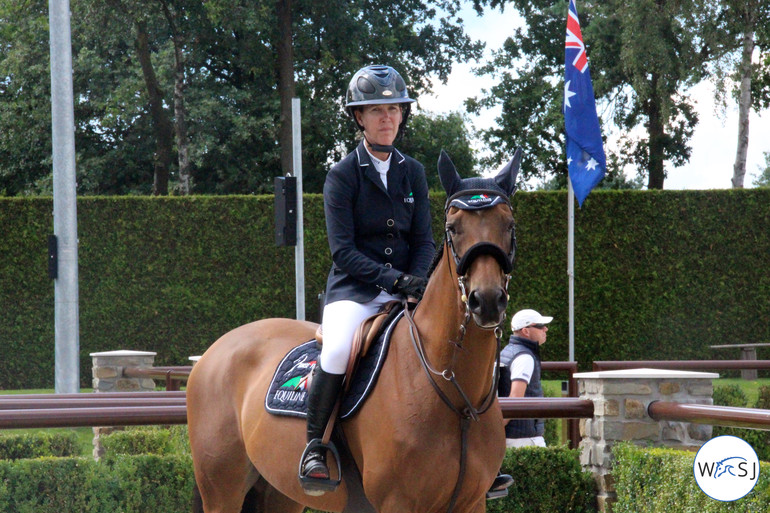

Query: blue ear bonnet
<box><xmin>438</xmin><ymin>148</ymin><xmax>521</xmax><ymax>211</ymax></box>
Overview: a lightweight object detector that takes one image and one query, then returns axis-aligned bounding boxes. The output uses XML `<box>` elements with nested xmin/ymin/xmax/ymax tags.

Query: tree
<box><xmin>709</xmin><ymin>0</ymin><xmax>770</xmax><ymax>188</ymax></box>
<box><xmin>470</xmin><ymin>0</ymin><xmax>718</xmax><ymax>190</ymax></box>
<box><xmin>398</xmin><ymin>110</ymin><xmax>478</xmax><ymax>190</ymax></box>
<box><xmin>1</xmin><ymin>0</ymin><xmax>483</xmax><ymax>196</ymax></box>
<box><xmin>753</xmin><ymin>151</ymin><xmax>770</xmax><ymax>187</ymax></box>
<box><xmin>0</xmin><ymin>0</ymin><xmax>53</xmax><ymax>195</ymax></box>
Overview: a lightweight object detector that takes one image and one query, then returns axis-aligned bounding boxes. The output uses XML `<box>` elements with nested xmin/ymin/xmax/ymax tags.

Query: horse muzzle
<box><xmin>467</xmin><ymin>286</ymin><xmax>508</xmax><ymax>328</ymax></box>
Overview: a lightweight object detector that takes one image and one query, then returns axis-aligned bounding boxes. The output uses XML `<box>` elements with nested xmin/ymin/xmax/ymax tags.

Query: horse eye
<box><xmin>445</xmin><ymin>223</ymin><xmax>456</xmax><ymax>235</ymax></box>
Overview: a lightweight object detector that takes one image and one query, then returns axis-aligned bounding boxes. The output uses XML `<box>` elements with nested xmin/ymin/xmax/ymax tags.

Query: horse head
<box><xmin>438</xmin><ymin>149</ymin><xmax>521</xmax><ymax>328</ymax></box>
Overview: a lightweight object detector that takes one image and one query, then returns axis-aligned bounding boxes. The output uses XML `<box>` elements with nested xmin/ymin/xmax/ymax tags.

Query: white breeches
<box><xmin>319</xmin><ymin>291</ymin><xmax>399</xmax><ymax>374</ymax></box>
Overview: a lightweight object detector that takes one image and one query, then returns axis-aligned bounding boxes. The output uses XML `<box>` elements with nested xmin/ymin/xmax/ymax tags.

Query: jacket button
<box><xmin>386</xmin><ymin>233</ymin><xmax>394</xmax><ymax>240</ymax></box>
<box><xmin>384</xmin><ymin>263</ymin><xmax>392</xmax><ymax>268</ymax></box>
<box><xmin>384</xmin><ymin>247</ymin><xmax>393</xmax><ymax>255</ymax></box>
<box><xmin>386</xmin><ymin>219</ymin><xmax>395</xmax><ymax>227</ymax></box>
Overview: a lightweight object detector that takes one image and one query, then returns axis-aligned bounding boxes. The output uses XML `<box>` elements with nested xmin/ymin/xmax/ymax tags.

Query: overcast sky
<box><xmin>418</xmin><ymin>4</ymin><xmax>770</xmax><ymax>189</ymax></box>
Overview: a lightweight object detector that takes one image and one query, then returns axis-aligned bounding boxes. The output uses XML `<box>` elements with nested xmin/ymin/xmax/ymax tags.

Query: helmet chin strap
<box><xmin>364</xmin><ymin>136</ymin><xmax>394</xmax><ymax>154</ymax></box>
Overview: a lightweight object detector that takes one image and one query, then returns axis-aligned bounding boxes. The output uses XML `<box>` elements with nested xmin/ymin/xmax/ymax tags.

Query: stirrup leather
<box><xmin>298</xmin><ymin>438</ymin><xmax>342</xmax><ymax>494</ymax></box>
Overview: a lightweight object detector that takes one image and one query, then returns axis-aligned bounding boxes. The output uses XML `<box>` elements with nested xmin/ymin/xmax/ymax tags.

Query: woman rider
<box><xmin>299</xmin><ymin>64</ymin><xmax>435</xmax><ymax>493</ymax></box>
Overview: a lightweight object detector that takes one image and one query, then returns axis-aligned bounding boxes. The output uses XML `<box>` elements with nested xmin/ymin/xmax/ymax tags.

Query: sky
<box><xmin>417</xmin><ymin>5</ymin><xmax>770</xmax><ymax>190</ymax></box>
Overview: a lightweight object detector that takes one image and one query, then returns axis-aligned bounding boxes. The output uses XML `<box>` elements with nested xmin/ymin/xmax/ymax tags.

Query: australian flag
<box><xmin>564</xmin><ymin>0</ymin><xmax>605</xmax><ymax>206</ymax></box>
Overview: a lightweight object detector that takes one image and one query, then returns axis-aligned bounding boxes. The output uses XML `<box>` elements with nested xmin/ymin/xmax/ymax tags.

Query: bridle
<box><xmin>403</xmin><ymin>188</ymin><xmax>517</xmax><ymax>513</ymax></box>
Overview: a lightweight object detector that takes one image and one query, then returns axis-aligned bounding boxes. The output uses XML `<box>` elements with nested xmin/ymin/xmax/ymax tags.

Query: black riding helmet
<box><xmin>345</xmin><ymin>65</ymin><xmax>416</xmax><ymax>133</ymax></box>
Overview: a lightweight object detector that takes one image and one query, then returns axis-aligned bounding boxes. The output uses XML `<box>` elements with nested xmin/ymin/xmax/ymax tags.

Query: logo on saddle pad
<box><xmin>274</xmin><ymin>356</ymin><xmax>316</xmax><ymax>404</ymax></box>
<box><xmin>265</xmin><ymin>310</ymin><xmax>403</xmax><ymax>419</ymax></box>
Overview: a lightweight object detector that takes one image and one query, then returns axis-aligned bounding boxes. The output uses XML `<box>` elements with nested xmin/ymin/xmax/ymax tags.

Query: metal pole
<box><xmin>49</xmin><ymin>0</ymin><xmax>80</xmax><ymax>393</ymax></box>
<box><xmin>567</xmin><ymin>177</ymin><xmax>575</xmax><ymax>362</ymax></box>
<box><xmin>292</xmin><ymin>98</ymin><xmax>305</xmax><ymax>321</ymax></box>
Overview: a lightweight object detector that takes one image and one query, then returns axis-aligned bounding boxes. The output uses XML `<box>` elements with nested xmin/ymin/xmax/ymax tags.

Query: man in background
<box><xmin>499</xmin><ymin>309</ymin><xmax>553</xmax><ymax>447</ymax></box>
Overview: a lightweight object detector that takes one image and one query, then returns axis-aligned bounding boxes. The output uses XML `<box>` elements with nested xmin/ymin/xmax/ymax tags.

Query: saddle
<box><xmin>315</xmin><ymin>299</ymin><xmax>403</xmax><ymax>387</ymax></box>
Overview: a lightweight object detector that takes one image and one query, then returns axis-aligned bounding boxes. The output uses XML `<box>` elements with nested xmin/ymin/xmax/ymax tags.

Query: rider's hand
<box><xmin>393</xmin><ymin>274</ymin><xmax>427</xmax><ymax>301</ymax></box>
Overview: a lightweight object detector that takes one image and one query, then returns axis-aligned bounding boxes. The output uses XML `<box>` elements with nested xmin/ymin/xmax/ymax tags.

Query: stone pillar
<box><xmin>90</xmin><ymin>350</ymin><xmax>157</xmax><ymax>459</ymax></box>
<box><xmin>575</xmin><ymin>368</ymin><xmax>717</xmax><ymax>512</ymax></box>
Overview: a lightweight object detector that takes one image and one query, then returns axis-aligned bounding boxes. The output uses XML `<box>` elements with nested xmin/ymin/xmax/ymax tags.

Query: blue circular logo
<box><xmin>693</xmin><ymin>435</ymin><xmax>760</xmax><ymax>501</ymax></box>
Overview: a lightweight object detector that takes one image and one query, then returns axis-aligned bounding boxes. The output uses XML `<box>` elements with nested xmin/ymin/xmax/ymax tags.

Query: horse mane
<box><xmin>426</xmin><ymin>234</ymin><xmax>446</xmax><ymax>279</ymax></box>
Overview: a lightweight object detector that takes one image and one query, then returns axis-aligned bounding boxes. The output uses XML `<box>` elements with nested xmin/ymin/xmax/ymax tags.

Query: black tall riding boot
<box><xmin>299</xmin><ymin>366</ymin><xmax>345</xmax><ymax>494</ymax></box>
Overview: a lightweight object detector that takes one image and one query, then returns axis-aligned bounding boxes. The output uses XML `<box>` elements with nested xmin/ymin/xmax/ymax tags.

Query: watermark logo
<box><xmin>694</xmin><ymin>435</ymin><xmax>759</xmax><ymax>501</ymax></box>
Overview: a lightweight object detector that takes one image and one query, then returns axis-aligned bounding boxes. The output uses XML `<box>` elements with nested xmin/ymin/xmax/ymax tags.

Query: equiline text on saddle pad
<box><xmin>265</xmin><ymin>310</ymin><xmax>404</xmax><ymax>419</ymax></box>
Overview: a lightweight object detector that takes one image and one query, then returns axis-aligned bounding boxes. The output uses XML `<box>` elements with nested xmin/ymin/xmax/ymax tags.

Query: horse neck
<box><xmin>410</xmin><ymin>248</ymin><xmax>499</xmax><ymax>406</ymax></box>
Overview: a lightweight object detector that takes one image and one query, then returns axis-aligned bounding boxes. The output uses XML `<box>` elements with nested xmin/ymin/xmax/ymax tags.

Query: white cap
<box><xmin>510</xmin><ymin>309</ymin><xmax>553</xmax><ymax>331</ymax></box>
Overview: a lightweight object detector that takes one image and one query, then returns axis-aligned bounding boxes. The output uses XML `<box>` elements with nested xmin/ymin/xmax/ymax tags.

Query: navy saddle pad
<box><xmin>265</xmin><ymin>310</ymin><xmax>404</xmax><ymax>419</ymax></box>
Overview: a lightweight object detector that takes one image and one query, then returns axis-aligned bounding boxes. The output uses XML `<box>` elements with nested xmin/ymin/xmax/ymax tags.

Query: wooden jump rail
<box><xmin>123</xmin><ymin>366</ymin><xmax>192</xmax><ymax>391</ymax></box>
<box><xmin>499</xmin><ymin>397</ymin><xmax>594</xmax><ymax>419</ymax></box>
<box><xmin>648</xmin><ymin>401</ymin><xmax>770</xmax><ymax>431</ymax></box>
<box><xmin>0</xmin><ymin>392</ymin><xmax>590</xmax><ymax>430</ymax></box>
<box><xmin>593</xmin><ymin>360</ymin><xmax>770</xmax><ymax>372</ymax></box>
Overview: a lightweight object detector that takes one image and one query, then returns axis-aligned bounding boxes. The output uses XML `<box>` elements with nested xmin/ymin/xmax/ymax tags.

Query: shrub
<box><xmin>613</xmin><ymin>443</ymin><xmax>770</xmax><ymax>512</ymax></box>
<box><xmin>486</xmin><ymin>446</ymin><xmax>597</xmax><ymax>513</ymax></box>
<box><xmin>101</xmin><ymin>426</ymin><xmax>191</xmax><ymax>457</ymax></box>
<box><xmin>0</xmin><ymin>432</ymin><xmax>78</xmax><ymax>460</ymax></box>
<box><xmin>0</xmin><ymin>454</ymin><xmax>193</xmax><ymax>513</ymax></box>
<box><xmin>101</xmin><ymin>429</ymin><xmax>173</xmax><ymax>456</ymax></box>
<box><xmin>713</xmin><ymin>384</ymin><xmax>748</xmax><ymax>407</ymax></box>
<box><xmin>4</xmin><ymin>190</ymin><xmax>770</xmax><ymax>389</ymax></box>
<box><xmin>712</xmin><ymin>384</ymin><xmax>770</xmax><ymax>462</ymax></box>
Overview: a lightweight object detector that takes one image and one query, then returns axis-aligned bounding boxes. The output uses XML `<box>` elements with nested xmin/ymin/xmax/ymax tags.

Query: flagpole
<box><xmin>567</xmin><ymin>176</ymin><xmax>575</xmax><ymax>362</ymax></box>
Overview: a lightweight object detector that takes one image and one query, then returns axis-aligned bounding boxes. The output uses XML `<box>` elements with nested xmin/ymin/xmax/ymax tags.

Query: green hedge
<box><xmin>2</xmin><ymin>189</ymin><xmax>770</xmax><ymax>388</ymax></box>
<box><xmin>0</xmin><ymin>432</ymin><xmax>78</xmax><ymax>460</ymax></box>
<box><xmin>101</xmin><ymin>426</ymin><xmax>190</xmax><ymax>457</ymax></box>
<box><xmin>487</xmin><ymin>446</ymin><xmax>597</xmax><ymax>513</ymax></box>
<box><xmin>612</xmin><ymin>443</ymin><xmax>770</xmax><ymax>512</ymax></box>
<box><xmin>0</xmin><ymin>454</ymin><xmax>194</xmax><ymax>512</ymax></box>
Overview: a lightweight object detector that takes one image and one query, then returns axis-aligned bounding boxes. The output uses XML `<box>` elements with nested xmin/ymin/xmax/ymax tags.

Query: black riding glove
<box><xmin>393</xmin><ymin>274</ymin><xmax>427</xmax><ymax>300</ymax></box>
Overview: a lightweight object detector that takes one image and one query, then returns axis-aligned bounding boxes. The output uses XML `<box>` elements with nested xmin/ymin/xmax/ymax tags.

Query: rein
<box><xmin>404</xmin><ymin>189</ymin><xmax>514</xmax><ymax>513</ymax></box>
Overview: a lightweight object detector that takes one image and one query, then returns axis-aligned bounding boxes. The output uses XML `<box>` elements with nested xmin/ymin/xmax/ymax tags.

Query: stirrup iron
<box><xmin>298</xmin><ymin>438</ymin><xmax>342</xmax><ymax>495</ymax></box>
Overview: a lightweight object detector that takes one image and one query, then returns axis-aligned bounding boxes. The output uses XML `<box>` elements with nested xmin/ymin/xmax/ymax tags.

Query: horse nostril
<box><xmin>497</xmin><ymin>288</ymin><xmax>508</xmax><ymax>310</ymax></box>
<box><xmin>467</xmin><ymin>290</ymin><xmax>482</xmax><ymax>313</ymax></box>
<box><xmin>468</xmin><ymin>289</ymin><xmax>507</xmax><ymax>314</ymax></box>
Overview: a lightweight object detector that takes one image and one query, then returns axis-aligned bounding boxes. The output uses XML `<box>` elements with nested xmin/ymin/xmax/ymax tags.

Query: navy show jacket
<box><xmin>323</xmin><ymin>141</ymin><xmax>436</xmax><ymax>304</ymax></box>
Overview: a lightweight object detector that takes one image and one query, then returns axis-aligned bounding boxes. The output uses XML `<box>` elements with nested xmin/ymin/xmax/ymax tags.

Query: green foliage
<box><xmin>713</xmin><ymin>383</ymin><xmax>749</xmax><ymax>407</ymax></box>
<box><xmin>0</xmin><ymin>432</ymin><xmax>78</xmax><ymax>460</ymax></box>
<box><xmin>753</xmin><ymin>152</ymin><xmax>770</xmax><ymax>187</ymax></box>
<box><xmin>0</xmin><ymin>0</ymin><xmax>483</xmax><ymax>196</ymax></box>
<box><xmin>486</xmin><ymin>446</ymin><xmax>597</xmax><ymax>513</ymax></box>
<box><xmin>713</xmin><ymin>384</ymin><xmax>770</xmax><ymax>461</ymax></box>
<box><xmin>612</xmin><ymin>443</ymin><xmax>770</xmax><ymax>512</ymax></box>
<box><xmin>2</xmin><ymin>188</ymin><xmax>770</xmax><ymax>388</ymax></box>
<box><xmin>101</xmin><ymin>426</ymin><xmax>190</xmax><ymax>457</ymax></box>
<box><xmin>471</xmin><ymin>0</ymin><xmax>717</xmax><ymax>189</ymax></box>
<box><xmin>400</xmin><ymin>110</ymin><xmax>479</xmax><ymax>190</ymax></box>
<box><xmin>0</xmin><ymin>455</ymin><xmax>193</xmax><ymax>512</ymax></box>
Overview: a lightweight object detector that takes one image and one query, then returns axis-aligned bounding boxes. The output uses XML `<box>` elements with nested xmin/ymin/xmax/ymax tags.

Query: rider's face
<box><xmin>355</xmin><ymin>104</ymin><xmax>402</xmax><ymax>147</ymax></box>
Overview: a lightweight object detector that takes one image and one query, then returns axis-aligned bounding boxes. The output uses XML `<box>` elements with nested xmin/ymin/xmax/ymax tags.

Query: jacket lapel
<box><xmin>387</xmin><ymin>149</ymin><xmax>407</xmax><ymax>197</ymax></box>
<box><xmin>355</xmin><ymin>141</ymin><xmax>388</xmax><ymax>195</ymax></box>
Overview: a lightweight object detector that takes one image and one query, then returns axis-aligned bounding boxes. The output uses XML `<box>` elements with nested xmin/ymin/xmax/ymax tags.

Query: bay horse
<box><xmin>187</xmin><ymin>149</ymin><xmax>521</xmax><ymax>513</ymax></box>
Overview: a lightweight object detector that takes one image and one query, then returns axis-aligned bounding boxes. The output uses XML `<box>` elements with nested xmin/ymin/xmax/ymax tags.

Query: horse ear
<box><xmin>438</xmin><ymin>150</ymin><xmax>462</xmax><ymax>197</ymax></box>
<box><xmin>494</xmin><ymin>147</ymin><xmax>521</xmax><ymax>196</ymax></box>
